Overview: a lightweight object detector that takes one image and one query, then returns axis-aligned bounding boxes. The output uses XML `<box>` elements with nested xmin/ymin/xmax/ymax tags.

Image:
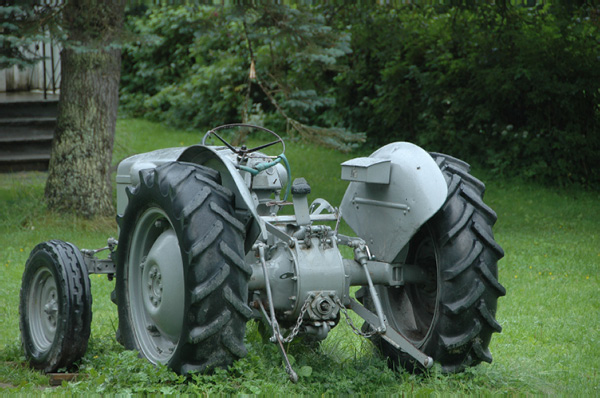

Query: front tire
<box><xmin>361</xmin><ymin>154</ymin><xmax>506</xmax><ymax>372</ymax></box>
<box><xmin>19</xmin><ymin>240</ymin><xmax>92</xmax><ymax>372</ymax></box>
<box><xmin>116</xmin><ymin>162</ymin><xmax>252</xmax><ymax>374</ymax></box>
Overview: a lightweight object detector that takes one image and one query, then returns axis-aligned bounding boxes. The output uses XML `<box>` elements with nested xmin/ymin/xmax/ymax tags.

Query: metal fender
<box><xmin>340</xmin><ymin>142</ymin><xmax>447</xmax><ymax>263</ymax></box>
<box><xmin>115</xmin><ymin>145</ymin><xmax>266</xmax><ymax>253</ymax></box>
<box><xmin>116</xmin><ymin>147</ymin><xmax>187</xmax><ymax>216</ymax></box>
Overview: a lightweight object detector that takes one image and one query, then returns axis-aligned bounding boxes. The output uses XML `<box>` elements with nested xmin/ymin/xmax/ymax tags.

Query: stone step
<box><xmin>0</xmin><ymin>92</ymin><xmax>58</xmax><ymax>172</ymax></box>
<box><xmin>0</xmin><ymin>99</ymin><xmax>58</xmax><ymax>119</ymax></box>
<box><xmin>0</xmin><ymin>117</ymin><xmax>56</xmax><ymax>127</ymax></box>
<box><xmin>0</xmin><ymin>151</ymin><xmax>51</xmax><ymax>172</ymax></box>
<box><xmin>0</xmin><ymin>129</ymin><xmax>54</xmax><ymax>143</ymax></box>
<box><xmin>0</xmin><ymin>138</ymin><xmax>53</xmax><ymax>154</ymax></box>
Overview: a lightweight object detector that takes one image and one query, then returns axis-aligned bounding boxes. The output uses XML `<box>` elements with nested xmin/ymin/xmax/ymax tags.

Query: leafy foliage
<box><xmin>120</xmin><ymin>3</ymin><xmax>600</xmax><ymax>187</ymax></box>
<box><xmin>331</xmin><ymin>4</ymin><xmax>600</xmax><ymax>186</ymax></box>
<box><xmin>0</xmin><ymin>2</ymin><xmax>62</xmax><ymax>69</ymax></box>
<box><xmin>120</xmin><ymin>6</ymin><xmax>244</xmax><ymax>129</ymax></box>
<box><xmin>120</xmin><ymin>4</ymin><xmax>364</xmax><ymax>151</ymax></box>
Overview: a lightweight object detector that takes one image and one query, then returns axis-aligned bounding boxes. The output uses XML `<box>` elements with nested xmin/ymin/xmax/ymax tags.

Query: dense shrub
<box><xmin>331</xmin><ymin>4</ymin><xmax>600</xmax><ymax>186</ymax></box>
<box><xmin>120</xmin><ymin>6</ymin><xmax>248</xmax><ymax>128</ymax></box>
<box><xmin>120</xmin><ymin>4</ymin><xmax>600</xmax><ymax>187</ymax></box>
<box><xmin>120</xmin><ymin>5</ymin><xmax>362</xmax><ymax>151</ymax></box>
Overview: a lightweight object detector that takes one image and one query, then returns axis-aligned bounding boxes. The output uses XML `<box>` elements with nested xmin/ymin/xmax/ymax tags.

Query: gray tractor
<box><xmin>19</xmin><ymin>124</ymin><xmax>505</xmax><ymax>381</ymax></box>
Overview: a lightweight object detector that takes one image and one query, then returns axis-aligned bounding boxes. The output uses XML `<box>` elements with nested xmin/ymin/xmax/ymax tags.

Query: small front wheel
<box><xmin>19</xmin><ymin>240</ymin><xmax>92</xmax><ymax>372</ymax></box>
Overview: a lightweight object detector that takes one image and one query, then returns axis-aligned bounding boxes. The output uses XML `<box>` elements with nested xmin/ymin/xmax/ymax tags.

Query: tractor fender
<box><xmin>115</xmin><ymin>145</ymin><xmax>266</xmax><ymax>253</ymax></box>
<box><xmin>340</xmin><ymin>142</ymin><xmax>447</xmax><ymax>263</ymax></box>
<box><xmin>116</xmin><ymin>147</ymin><xmax>187</xmax><ymax>217</ymax></box>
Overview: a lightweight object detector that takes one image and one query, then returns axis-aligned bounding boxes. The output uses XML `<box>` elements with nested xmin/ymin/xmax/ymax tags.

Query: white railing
<box><xmin>0</xmin><ymin>38</ymin><xmax>61</xmax><ymax>96</ymax></box>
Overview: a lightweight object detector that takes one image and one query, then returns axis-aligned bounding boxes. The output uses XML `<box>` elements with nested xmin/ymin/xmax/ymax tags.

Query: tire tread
<box><xmin>19</xmin><ymin>240</ymin><xmax>92</xmax><ymax>372</ymax></box>
<box><xmin>116</xmin><ymin>161</ymin><xmax>249</xmax><ymax>375</ymax></box>
<box><xmin>365</xmin><ymin>152</ymin><xmax>504</xmax><ymax>373</ymax></box>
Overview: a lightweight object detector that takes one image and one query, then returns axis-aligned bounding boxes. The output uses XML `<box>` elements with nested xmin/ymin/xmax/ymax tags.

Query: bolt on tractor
<box><xmin>19</xmin><ymin>124</ymin><xmax>505</xmax><ymax>382</ymax></box>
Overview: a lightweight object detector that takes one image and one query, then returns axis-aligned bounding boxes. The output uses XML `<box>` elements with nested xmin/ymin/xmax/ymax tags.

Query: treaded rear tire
<box><xmin>116</xmin><ymin>161</ymin><xmax>252</xmax><ymax>374</ymax></box>
<box><xmin>19</xmin><ymin>240</ymin><xmax>92</xmax><ymax>372</ymax></box>
<box><xmin>361</xmin><ymin>153</ymin><xmax>506</xmax><ymax>372</ymax></box>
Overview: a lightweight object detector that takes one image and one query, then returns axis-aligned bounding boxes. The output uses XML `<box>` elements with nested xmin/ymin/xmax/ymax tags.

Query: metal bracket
<box><xmin>81</xmin><ymin>237</ymin><xmax>117</xmax><ymax>275</ymax></box>
<box><xmin>264</xmin><ymin>221</ymin><xmax>294</xmax><ymax>247</ymax></box>
<box><xmin>349</xmin><ymin>298</ymin><xmax>433</xmax><ymax>369</ymax></box>
<box><xmin>256</xmin><ymin>301</ymin><xmax>299</xmax><ymax>383</ymax></box>
<box><xmin>353</xmin><ymin>243</ymin><xmax>387</xmax><ymax>333</ymax></box>
<box><xmin>255</xmin><ymin>242</ymin><xmax>299</xmax><ymax>383</ymax></box>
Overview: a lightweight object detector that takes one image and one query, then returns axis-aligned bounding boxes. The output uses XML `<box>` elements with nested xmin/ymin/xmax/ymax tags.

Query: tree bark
<box><xmin>45</xmin><ymin>1</ymin><xmax>124</xmax><ymax>218</ymax></box>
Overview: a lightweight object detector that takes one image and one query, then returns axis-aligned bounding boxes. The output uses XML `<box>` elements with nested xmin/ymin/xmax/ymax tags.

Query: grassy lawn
<box><xmin>0</xmin><ymin>118</ymin><xmax>598</xmax><ymax>395</ymax></box>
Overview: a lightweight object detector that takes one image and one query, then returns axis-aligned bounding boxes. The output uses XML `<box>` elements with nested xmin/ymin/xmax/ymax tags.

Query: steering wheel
<box><xmin>202</xmin><ymin>123</ymin><xmax>285</xmax><ymax>158</ymax></box>
<box><xmin>202</xmin><ymin>123</ymin><xmax>292</xmax><ymax>200</ymax></box>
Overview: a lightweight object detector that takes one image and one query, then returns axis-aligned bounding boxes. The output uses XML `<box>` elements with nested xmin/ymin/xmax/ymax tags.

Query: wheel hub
<box><xmin>29</xmin><ymin>267</ymin><xmax>58</xmax><ymax>351</ymax></box>
<box><xmin>383</xmin><ymin>227</ymin><xmax>439</xmax><ymax>346</ymax></box>
<box><xmin>146</xmin><ymin>265</ymin><xmax>163</xmax><ymax>307</ymax></box>
<box><xmin>43</xmin><ymin>296</ymin><xmax>58</xmax><ymax>324</ymax></box>
<box><xmin>141</xmin><ymin>228</ymin><xmax>184</xmax><ymax>341</ymax></box>
<box><xmin>128</xmin><ymin>208</ymin><xmax>185</xmax><ymax>364</ymax></box>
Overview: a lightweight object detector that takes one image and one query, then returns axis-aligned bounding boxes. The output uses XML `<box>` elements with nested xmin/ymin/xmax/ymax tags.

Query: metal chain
<box><xmin>275</xmin><ymin>294</ymin><xmax>381</xmax><ymax>343</ymax></box>
<box><xmin>281</xmin><ymin>295</ymin><xmax>313</xmax><ymax>343</ymax></box>
<box><xmin>336</xmin><ymin>298</ymin><xmax>378</xmax><ymax>338</ymax></box>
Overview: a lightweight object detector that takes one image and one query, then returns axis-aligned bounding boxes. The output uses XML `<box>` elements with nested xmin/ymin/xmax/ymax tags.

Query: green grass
<box><xmin>0</xmin><ymin>118</ymin><xmax>598</xmax><ymax>395</ymax></box>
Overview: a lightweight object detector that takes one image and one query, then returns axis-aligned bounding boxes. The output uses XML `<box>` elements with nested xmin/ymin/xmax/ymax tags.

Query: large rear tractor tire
<box><xmin>115</xmin><ymin>161</ymin><xmax>252</xmax><ymax>374</ymax></box>
<box><xmin>19</xmin><ymin>240</ymin><xmax>92</xmax><ymax>372</ymax></box>
<box><xmin>360</xmin><ymin>153</ymin><xmax>506</xmax><ymax>373</ymax></box>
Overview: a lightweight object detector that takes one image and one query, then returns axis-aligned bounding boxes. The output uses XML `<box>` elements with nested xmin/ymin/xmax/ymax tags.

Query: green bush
<box><xmin>120</xmin><ymin>6</ymin><xmax>247</xmax><ymax>128</ymax></box>
<box><xmin>120</xmin><ymin>5</ymin><xmax>354</xmax><ymax>139</ymax></box>
<box><xmin>331</xmin><ymin>4</ymin><xmax>600</xmax><ymax>186</ymax></box>
<box><xmin>120</xmin><ymin>4</ymin><xmax>600</xmax><ymax>187</ymax></box>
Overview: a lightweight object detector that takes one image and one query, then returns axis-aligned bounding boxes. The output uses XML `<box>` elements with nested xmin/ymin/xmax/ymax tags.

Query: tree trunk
<box><xmin>45</xmin><ymin>1</ymin><xmax>124</xmax><ymax>218</ymax></box>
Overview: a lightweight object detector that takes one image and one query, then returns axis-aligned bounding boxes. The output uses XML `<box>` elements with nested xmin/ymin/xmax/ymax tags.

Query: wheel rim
<box><xmin>128</xmin><ymin>207</ymin><xmax>185</xmax><ymax>364</ymax></box>
<box><xmin>384</xmin><ymin>226</ymin><xmax>439</xmax><ymax>347</ymax></box>
<box><xmin>27</xmin><ymin>266</ymin><xmax>58</xmax><ymax>353</ymax></box>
